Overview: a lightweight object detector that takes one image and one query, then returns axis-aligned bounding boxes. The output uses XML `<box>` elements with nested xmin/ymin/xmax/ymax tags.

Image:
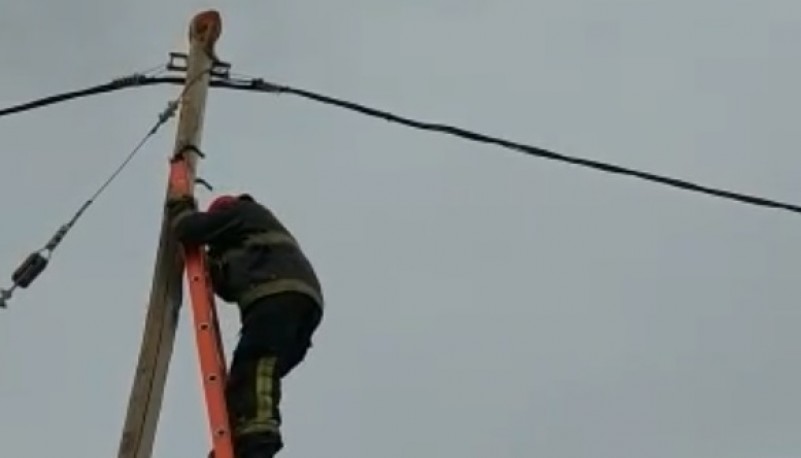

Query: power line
<box><xmin>0</xmin><ymin>68</ymin><xmax>210</xmax><ymax>309</ymax></box>
<box><xmin>0</xmin><ymin>64</ymin><xmax>173</xmax><ymax>118</ymax></box>
<box><xmin>0</xmin><ymin>74</ymin><xmax>213</xmax><ymax>119</ymax></box>
<box><xmin>0</xmin><ymin>76</ymin><xmax>164</xmax><ymax>118</ymax></box>
<box><xmin>213</xmin><ymin>76</ymin><xmax>801</xmax><ymax>216</ymax></box>
<box><xmin>1</xmin><ymin>73</ymin><xmax>800</xmax><ymax>216</ymax></box>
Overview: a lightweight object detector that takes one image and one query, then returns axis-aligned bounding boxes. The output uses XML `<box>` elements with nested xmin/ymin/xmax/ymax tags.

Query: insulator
<box><xmin>11</xmin><ymin>252</ymin><xmax>48</xmax><ymax>288</ymax></box>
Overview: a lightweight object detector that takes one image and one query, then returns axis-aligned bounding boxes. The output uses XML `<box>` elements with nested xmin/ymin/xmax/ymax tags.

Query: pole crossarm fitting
<box><xmin>167</xmin><ymin>52</ymin><xmax>231</xmax><ymax>80</ymax></box>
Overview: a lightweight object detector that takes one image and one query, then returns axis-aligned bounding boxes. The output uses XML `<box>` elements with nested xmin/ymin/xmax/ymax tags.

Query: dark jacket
<box><xmin>170</xmin><ymin>198</ymin><xmax>323</xmax><ymax>311</ymax></box>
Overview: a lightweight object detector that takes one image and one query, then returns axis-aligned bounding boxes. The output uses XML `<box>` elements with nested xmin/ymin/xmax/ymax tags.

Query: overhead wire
<box><xmin>0</xmin><ymin>64</ymin><xmax>170</xmax><ymax>119</ymax></box>
<box><xmin>205</xmin><ymin>74</ymin><xmax>801</xmax><ymax>216</ymax></box>
<box><xmin>0</xmin><ymin>67</ymin><xmax>212</xmax><ymax>309</ymax></box>
<box><xmin>1</xmin><ymin>71</ymin><xmax>800</xmax><ymax>220</ymax></box>
<box><xmin>0</xmin><ymin>64</ymin><xmax>799</xmax><ymax>309</ymax></box>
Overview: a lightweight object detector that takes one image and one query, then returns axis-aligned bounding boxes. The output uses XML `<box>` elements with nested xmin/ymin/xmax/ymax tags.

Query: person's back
<box><xmin>168</xmin><ymin>193</ymin><xmax>323</xmax><ymax>458</ymax></box>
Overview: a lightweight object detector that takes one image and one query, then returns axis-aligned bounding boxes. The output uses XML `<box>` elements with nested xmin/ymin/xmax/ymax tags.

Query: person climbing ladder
<box><xmin>167</xmin><ymin>192</ymin><xmax>324</xmax><ymax>458</ymax></box>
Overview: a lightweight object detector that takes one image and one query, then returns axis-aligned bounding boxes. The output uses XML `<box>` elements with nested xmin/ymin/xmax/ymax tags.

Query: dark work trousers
<box><xmin>225</xmin><ymin>291</ymin><xmax>322</xmax><ymax>458</ymax></box>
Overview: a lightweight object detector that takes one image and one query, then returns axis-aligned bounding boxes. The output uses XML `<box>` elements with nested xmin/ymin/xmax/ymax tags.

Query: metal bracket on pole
<box><xmin>168</xmin><ymin>51</ymin><xmax>231</xmax><ymax>80</ymax></box>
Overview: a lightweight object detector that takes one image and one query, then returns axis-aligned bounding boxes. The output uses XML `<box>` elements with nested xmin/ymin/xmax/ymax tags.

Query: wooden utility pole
<box><xmin>117</xmin><ymin>10</ymin><xmax>222</xmax><ymax>458</ymax></box>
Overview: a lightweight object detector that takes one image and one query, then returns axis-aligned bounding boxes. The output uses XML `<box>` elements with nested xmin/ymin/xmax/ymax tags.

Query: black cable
<box><xmin>0</xmin><ymin>69</ymin><xmax>211</xmax><ymax>309</ymax></box>
<box><xmin>198</xmin><ymin>76</ymin><xmax>801</xmax><ymax>216</ymax></box>
<box><xmin>2</xmin><ymin>73</ymin><xmax>800</xmax><ymax>216</ymax></box>
<box><xmin>0</xmin><ymin>74</ymin><xmax>219</xmax><ymax>119</ymax></box>
<box><xmin>0</xmin><ymin>75</ymin><xmax>169</xmax><ymax>118</ymax></box>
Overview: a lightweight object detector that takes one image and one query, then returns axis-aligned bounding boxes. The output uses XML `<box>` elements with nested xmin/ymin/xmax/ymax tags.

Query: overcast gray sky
<box><xmin>2</xmin><ymin>1</ymin><xmax>801</xmax><ymax>457</ymax></box>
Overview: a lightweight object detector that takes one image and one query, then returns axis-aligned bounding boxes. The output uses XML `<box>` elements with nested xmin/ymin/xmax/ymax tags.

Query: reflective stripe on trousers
<box><xmin>236</xmin><ymin>356</ymin><xmax>280</xmax><ymax>437</ymax></box>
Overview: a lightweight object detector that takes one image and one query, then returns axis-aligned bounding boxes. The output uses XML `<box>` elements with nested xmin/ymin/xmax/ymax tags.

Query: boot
<box><xmin>206</xmin><ymin>449</ymin><xmax>275</xmax><ymax>458</ymax></box>
<box><xmin>238</xmin><ymin>432</ymin><xmax>282</xmax><ymax>458</ymax></box>
<box><xmin>207</xmin><ymin>449</ymin><xmax>276</xmax><ymax>458</ymax></box>
<box><xmin>206</xmin><ymin>434</ymin><xmax>282</xmax><ymax>458</ymax></box>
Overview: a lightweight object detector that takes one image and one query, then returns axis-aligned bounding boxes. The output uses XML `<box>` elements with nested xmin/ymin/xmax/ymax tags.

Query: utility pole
<box><xmin>117</xmin><ymin>10</ymin><xmax>222</xmax><ymax>458</ymax></box>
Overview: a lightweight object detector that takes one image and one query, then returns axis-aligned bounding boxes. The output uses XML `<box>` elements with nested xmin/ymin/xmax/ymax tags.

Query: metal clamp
<box><xmin>167</xmin><ymin>52</ymin><xmax>231</xmax><ymax>79</ymax></box>
<box><xmin>195</xmin><ymin>177</ymin><xmax>214</xmax><ymax>192</ymax></box>
<box><xmin>170</xmin><ymin>144</ymin><xmax>206</xmax><ymax>163</ymax></box>
<box><xmin>0</xmin><ymin>287</ymin><xmax>13</xmax><ymax>309</ymax></box>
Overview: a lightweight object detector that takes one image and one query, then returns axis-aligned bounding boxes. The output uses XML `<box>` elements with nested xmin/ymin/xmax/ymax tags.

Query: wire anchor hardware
<box><xmin>0</xmin><ymin>221</ymin><xmax>71</xmax><ymax>309</ymax></box>
<box><xmin>167</xmin><ymin>52</ymin><xmax>231</xmax><ymax>80</ymax></box>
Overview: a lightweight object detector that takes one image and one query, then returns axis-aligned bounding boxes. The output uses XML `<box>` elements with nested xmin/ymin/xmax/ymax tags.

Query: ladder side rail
<box><xmin>184</xmin><ymin>245</ymin><xmax>235</xmax><ymax>458</ymax></box>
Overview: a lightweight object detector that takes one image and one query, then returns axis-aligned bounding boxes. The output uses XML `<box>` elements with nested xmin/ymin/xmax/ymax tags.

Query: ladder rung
<box><xmin>185</xmin><ymin>247</ymin><xmax>235</xmax><ymax>458</ymax></box>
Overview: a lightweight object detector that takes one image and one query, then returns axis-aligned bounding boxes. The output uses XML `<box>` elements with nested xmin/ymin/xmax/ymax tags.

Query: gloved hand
<box><xmin>166</xmin><ymin>194</ymin><xmax>197</xmax><ymax>221</ymax></box>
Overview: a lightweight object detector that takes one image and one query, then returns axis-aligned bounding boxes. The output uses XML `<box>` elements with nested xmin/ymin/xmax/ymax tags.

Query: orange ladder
<box><xmin>169</xmin><ymin>154</ymin><xmax>235</xmax><ymax>458</ymax></box>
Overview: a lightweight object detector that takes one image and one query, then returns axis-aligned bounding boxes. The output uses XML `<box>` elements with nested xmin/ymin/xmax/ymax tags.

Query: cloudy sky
<box><xmin>2</xmin><ymin>1</ymin><xmax>801</xmax><ymax>457</ymax></box>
